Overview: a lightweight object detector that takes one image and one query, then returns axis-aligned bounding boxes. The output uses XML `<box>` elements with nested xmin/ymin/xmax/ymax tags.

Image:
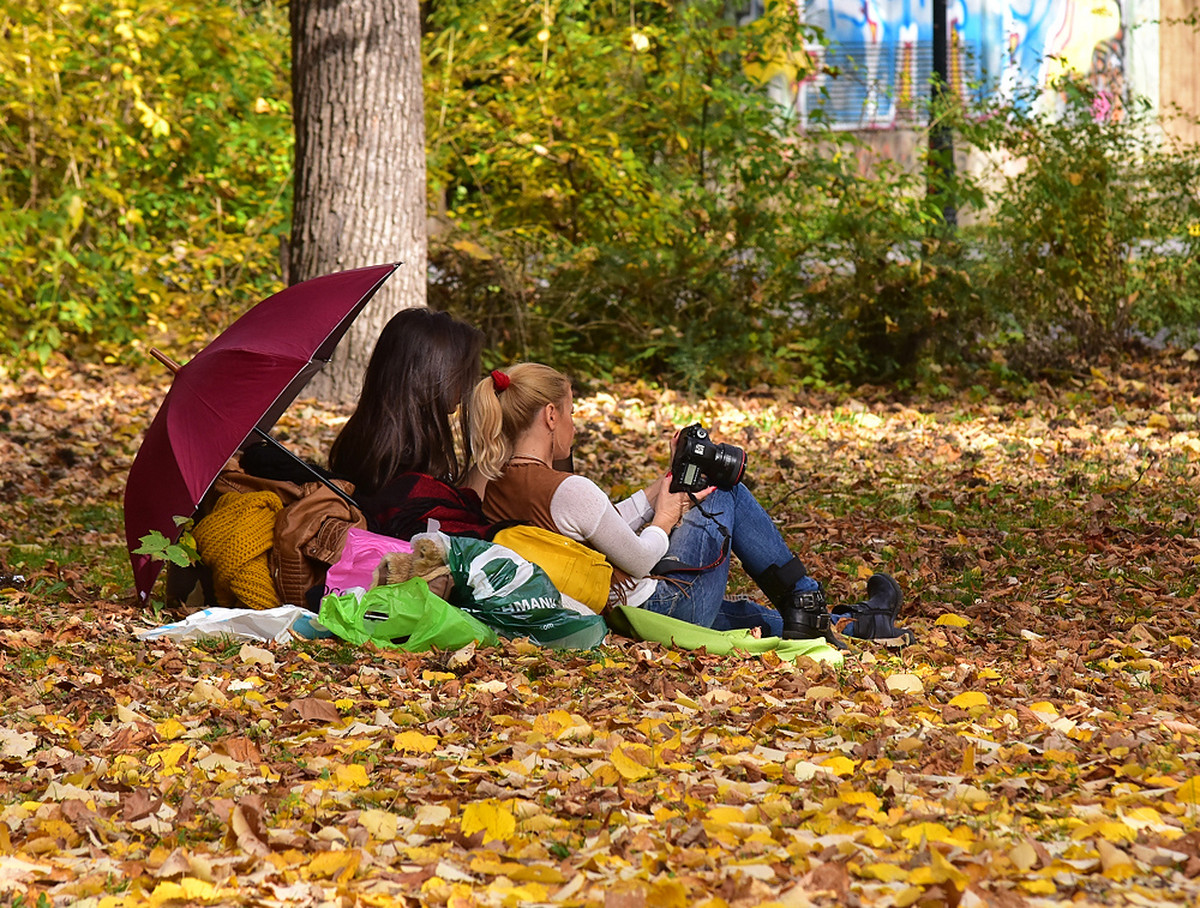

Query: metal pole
<box><xmin>929</xmin><ymin>0</ymin><xmax>958</xmax><ymax>228</ymax></box>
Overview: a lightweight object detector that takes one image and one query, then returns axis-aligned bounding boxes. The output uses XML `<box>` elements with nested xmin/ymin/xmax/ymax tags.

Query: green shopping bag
<box><xmin>443</xmin><ymin>536</ymin><xmax>607</xmax><ymax>650</ymax></box>
<box><xmin>318</xmin><ymin>578</ymin><xmax>499</xmax><ymax>652</ymax></box>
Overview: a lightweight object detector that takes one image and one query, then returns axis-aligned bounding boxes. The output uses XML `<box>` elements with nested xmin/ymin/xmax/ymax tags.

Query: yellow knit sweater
<box><xmin>192</xmin><ymin>490</ymin><xmax>283</xmax><ymax>610</ymax></box>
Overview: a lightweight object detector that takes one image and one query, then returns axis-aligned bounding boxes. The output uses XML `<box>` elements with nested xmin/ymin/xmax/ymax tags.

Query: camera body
<box><xmin>669</xmin><ymin>424</ymin><xmax>746</xmax><ymax>493</ymax></box>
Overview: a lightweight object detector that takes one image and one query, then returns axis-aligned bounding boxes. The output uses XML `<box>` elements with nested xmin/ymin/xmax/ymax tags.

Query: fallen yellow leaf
<box><xmin>821</xmin><ymin>755</ymin><xmax>857</xmax><ymax>777</ymax></box>
<box><xmin>935</xmin><ymin>613</ymin><xmax>970</xmax><ymax>627</ymax></box>
<box><xmin>461</xmin><ymin>800</ymin><xmax>516</xmax><ymax>844</ymax></box>
<box><xmin>305</xmin><ymin>849</ymin><xmax>361</xmax><ymax>882</ymax></box>
<box><xmin>147</xmin><ymin>878</ymin><xmax>221</xmax><ymax>906</ymax></box>
<box><xmin>1018</xmin><ymin>878</ymin><xmax>1057</xmax><ymax>895</ymax></box>
<box><xmin>860</xmin><ymin>862</ymin><xmax>908</xmax><ymax>882</ymax></box>
<box><xmin>610</xmin><ymin>742</ymin><xmax>656</xmax><ymax>781</ymax></box>
<box><xmin>393</xmin><ymin>730</ymin><xmax>439</xmax><ymax>753</ymax></box>
<box><xmin>649</xmin><ymin>878</ymin><xmax>689</xmax><ymax>908</ymax></box>
<box><xmin>1009</xmin><ymin>840</ymin><xmax>1038</xmax><ymax>871</ymax></box>
<box><xmin>707</xmin><ymin>805</ymin><xmax>746</xmax><ymax>824</ymax></box>
<box><xmin>155</xmin><ymin>718</ymin><xmax>187</xmax><ymax>740</ymax></box>
<box><xmin>358</xmin><ymin>809</ymin><xmax>398</xmax><ymax>840</ymax></box>
<box><xmin>948</xmin><ymin>691</ymin><xmax>988</xmax><ymax>709</ymax></box>
<box><xmin>901</xmin><ymin>822</ymin><xmax>955</xmax><ymax>848</ymax></box>
<box><xmin>335</xmin><ymin>763</ymin><xmax>369</xmax><ymax>789</ymax></box>
<box><xmin>1176</xmin><ymin>776</ymin><xmax>1200</xmax><ymax>804</ymax></box>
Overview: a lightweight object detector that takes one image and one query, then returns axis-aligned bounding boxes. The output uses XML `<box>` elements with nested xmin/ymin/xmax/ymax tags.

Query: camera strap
<box><xmin>649</xmin><ymin>493</ymin><xmax>732</xmax><ymax>576</ymax></box>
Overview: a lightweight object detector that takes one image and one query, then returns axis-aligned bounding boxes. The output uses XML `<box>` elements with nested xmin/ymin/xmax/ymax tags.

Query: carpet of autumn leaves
<box><xmin>1</xmin><ymin>354</ymin><xmax>1200</xmax><ymax>908</ymax></box>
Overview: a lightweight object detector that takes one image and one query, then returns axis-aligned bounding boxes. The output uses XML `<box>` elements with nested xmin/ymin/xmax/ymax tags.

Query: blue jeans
<box><xmin>642</xmin><ymin>484</ymin><xmax>820</xmax><ymax>637</ymax></box>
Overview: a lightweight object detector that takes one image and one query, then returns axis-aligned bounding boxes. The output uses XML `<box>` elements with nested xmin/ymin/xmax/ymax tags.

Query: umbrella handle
<box><xmin>150</xmin><ymin>348</ymin><xmax>182</xmax><ymax>374</ymax></box>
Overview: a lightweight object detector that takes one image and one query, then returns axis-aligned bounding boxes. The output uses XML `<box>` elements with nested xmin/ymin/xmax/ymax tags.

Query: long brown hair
<box><xmin>469</xmin><ymin>363</ymin><xmax>570</xmax><ymax>480</ymax></box>
<box><xmin>329</xmin><ymin>308</ymin><xmax>484</xmax><ymax>494</ymax></box>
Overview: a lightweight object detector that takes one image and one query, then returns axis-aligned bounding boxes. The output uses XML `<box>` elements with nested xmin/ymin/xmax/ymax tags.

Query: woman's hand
<box><xmin>650</xmin><ymin>476</ymin><xmax>713</xmax><ymax>534</ymax></box>
<box><xmin>643</xmin><ymin>475</ymin><xmax>666</xmax><ymax>503</ymax></box>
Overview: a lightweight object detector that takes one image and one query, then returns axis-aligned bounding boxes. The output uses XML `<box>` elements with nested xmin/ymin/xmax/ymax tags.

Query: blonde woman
<box><xmin>465</xmin><ymin>364</ymin><xmax>908</xmax><ymax>644</ymax></box>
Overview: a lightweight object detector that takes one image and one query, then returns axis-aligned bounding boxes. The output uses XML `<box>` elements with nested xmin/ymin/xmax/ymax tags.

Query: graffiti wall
<box><xmin>795</xmin><ymin>0</ymin><xmax>1132</xmax><ymax>129</ymax></box>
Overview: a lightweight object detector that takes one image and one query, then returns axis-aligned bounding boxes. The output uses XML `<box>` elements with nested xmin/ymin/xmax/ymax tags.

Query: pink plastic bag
<box><xmin>324</xmin><ymin>527</ymin><xmax>412</xmax><ymax>595</ymax></box>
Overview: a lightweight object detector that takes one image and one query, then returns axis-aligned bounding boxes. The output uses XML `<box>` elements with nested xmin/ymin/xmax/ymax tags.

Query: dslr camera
<box><xmin>669</xmin><ymin>424</ymin><xmax>747</xmax><ymax>493</ymax></box>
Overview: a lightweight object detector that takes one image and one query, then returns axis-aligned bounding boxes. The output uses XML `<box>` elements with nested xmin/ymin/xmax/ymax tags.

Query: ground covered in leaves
<box><xmin>1</xmin><ymin>354</ymin><xmax>1199</xmax><ymax>907</ymax></box>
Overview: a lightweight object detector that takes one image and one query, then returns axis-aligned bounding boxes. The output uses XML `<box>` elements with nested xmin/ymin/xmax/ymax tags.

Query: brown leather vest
<box><xmin>481</xmin><ymin>461</ymin><xmax>568</xmax><ymax>531</ymax></box>
<box><xmin>483</xmin><ymin>462</ymin><xmax>634</xmax><ymax>595</ymax></box>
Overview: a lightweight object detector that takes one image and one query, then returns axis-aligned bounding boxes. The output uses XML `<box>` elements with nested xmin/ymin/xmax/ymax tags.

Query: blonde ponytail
<box><xmin>468</xmin><ymin>364</ymin><xmax>570</xmax><ymax>480</ymax></box>
<box><xmin>469</xmin><ymin>374</ymin><xmax>511</xmax><ymax>480</ymax></box>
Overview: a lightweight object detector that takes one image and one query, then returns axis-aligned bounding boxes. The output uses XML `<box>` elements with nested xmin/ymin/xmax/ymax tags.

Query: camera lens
<box><xmin>709</xmin><ymin>442</ymin><xmax>746</xmax><ymax>489</ymax></box>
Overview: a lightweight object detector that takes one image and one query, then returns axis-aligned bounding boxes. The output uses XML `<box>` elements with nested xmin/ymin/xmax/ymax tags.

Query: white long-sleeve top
<box><xmin>546</xmin><ymin>476</ymin><xmax>665</xmax><ymax>608</ymax></box>
<box><xmin>481</xmin><ymin>464</ymin><xmax>668</xmax><ymax>608</ymax></box>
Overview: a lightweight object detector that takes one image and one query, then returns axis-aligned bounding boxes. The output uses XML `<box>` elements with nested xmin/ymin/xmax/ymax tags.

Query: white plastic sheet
<box><xmin>136</xmin><ymin>605</ymin><xmax>331</xmax><ymax>645</ymax></box>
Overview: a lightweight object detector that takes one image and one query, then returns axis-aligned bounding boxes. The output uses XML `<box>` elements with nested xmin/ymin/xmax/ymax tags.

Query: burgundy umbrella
<box><xmin>123</xmin><ymin>262</ymin><xmax>399</xmax><ymax>604</ymax></box>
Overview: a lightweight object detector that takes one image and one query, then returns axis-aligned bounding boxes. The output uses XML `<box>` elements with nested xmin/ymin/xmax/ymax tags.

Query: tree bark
<box><xmin>289</xmin><ymin>0</ymin><xmax>426</xmax><ymax>404</ymax></box>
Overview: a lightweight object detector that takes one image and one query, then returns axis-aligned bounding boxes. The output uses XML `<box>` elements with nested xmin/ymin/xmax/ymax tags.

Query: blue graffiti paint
<box><xmin>800</xmin><ymin>1</ymin><xmax>1119</xmax><ymax>126</ymax></box>
<box><xmin>804</xmin><ymin>0</ymin><xmax>937</xmax><ymax>126</ymax></box>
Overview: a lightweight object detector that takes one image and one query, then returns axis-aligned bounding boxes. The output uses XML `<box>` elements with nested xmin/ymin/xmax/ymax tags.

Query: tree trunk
<box><xmin>288</xmin><ymin>0</ymin><xmax>426</xmax><ymax>404</ymax></box>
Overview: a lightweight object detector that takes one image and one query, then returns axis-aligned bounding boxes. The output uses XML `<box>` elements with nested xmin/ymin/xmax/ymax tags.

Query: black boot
<box><xmin>832</xmin><ymin>573</ymin><xmax>913</xmax><ymax>644</ymax></box>
<box><xmin>779</xmin><ymin>586</ymin><xmax>846</xmax><ymax>648</ymax></box>
<box><xmin>753</xmin><ymin>558</ymin><xmax>844</xmax><ymax>648</ymax></box>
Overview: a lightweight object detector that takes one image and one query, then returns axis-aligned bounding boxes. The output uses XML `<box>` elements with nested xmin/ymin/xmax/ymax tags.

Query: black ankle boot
<box><xmin>753</xmin><ymin>558</ymin><xmax>845</xmax><ymax>649</ymax></box>
<box><xmin>779</xmin><ymin>586</ymin><xmax>844</xmax><ymax>648</ymax></box>
<box><xmin>832</xmin><ymin>573</ymin><xmax>913</xmax><ymax>644</ymax></box>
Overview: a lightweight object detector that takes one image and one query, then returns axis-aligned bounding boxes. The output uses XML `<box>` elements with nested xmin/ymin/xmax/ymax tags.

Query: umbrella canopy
<box><xmin>123</xmin><ymin>262</ymin><xmax>399</xmax><ymax>604</ymax></box>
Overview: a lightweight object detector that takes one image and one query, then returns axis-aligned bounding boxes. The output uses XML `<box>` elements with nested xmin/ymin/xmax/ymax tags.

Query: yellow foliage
<box><xmin>335</xmin><ymin>763</ymin><xmax>370</xmax><ymax>789</ymax></box>
<box><xmin>611</xmin><ymin>742</ymin><xmax>656</xmax><ymax>781</ymax></box>
<box><xmin>1176</xmin><ymin>776</ymin><xmax>1200</xmax><ymax>804</ymax></box>
<box><xmin>859</xmin><ymin>862</ymin><xmax>909</xmax><ymax>882</ymax></box>
<box><xmin>304</xmin><ymin>849</ymin><xmax>361</xmax><ymax>882</ymax></box>
<box><xmin>155</xmin><ymin>718</ymin><xmax>187</xmax><ymax>740</ymax></box>
<box><xmin>1019</xmin><ymin>878</ymin><xmax>1058</xmax><ymax>894</ymax></box>
<box><xmin>649</xmin><ymin>877</ymin><xmax>690</xmax><ymax>908</ymax></box>
<box><xmin>393</xmin><ymin>730</ymin><xmax>439</xmax><ymax>753</ymax></box>
<box><xmin>147</xmin><ymin>878</ymin><xmax>222</xmax><ymax>905</ymax></box>
<box><xmin>821</xmin><ymin>755</ymin><xmax>857</xmax><ymax>776</ymax></box>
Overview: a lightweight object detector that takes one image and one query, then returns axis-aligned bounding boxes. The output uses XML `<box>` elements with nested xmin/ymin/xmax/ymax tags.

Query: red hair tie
<box><xmin>491</xmin><ymin>369</ymin><xmax>511</xmax><ymax>392</ymax></box>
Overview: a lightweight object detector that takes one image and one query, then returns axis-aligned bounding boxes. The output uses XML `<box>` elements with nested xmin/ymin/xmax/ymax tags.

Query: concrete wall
<box><xmin>1160</xmin><ymin>0</ymin><xmax>1200</xmax><ymax>146</ymax></box>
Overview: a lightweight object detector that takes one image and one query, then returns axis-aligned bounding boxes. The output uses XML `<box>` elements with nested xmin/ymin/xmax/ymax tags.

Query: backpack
<box><xmin>491</xmin><ymin>524</ymin><xmax>612</xmax><ymax>614</ymax></box>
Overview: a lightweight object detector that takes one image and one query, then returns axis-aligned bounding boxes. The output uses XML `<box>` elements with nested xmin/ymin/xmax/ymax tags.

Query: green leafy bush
<box><xmin>791</xmin><ymin>136</ymin><xmax>989</xmax><ymax>382</ymax></box>
<box><xmin>425</xmin><ymin>0</ymin><xmax>837</xmax><ymax>385</ymax></box>
<box><xmin>0</xmin><ymin>0</ymin><xmax>292</xmax><ymax>364</ymax></box>
<box><xmin>959</xmin><ymin>75</ymin><xmax>1200</xmax><ymax>370</ymax></box>
<box><xmin>7</xmin><ymin>0</ymin><xmax>1199</xmax><ymax>386</ymax></box>
<box><xmin>426</xmin><ymin>3</ymin><xmax>1200</xmax><ymax>384</ymax></box>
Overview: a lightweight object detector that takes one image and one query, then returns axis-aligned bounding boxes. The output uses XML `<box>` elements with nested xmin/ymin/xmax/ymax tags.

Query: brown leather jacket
<box><xmin>211</xmin><ymin>461</ymin><xmax>366</xmax><ymax>605</ymax></box>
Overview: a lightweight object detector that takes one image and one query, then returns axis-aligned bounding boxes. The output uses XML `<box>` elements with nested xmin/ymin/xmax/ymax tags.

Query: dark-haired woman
<box><xmin>329</xmin><ymin>307</ymin><xmax>492</xmax><ymax>541</ymax></box>
<box><xmin>465</xmin><ymin>363</ymin><xmax>908</xmax><ymax>644</ymax></box>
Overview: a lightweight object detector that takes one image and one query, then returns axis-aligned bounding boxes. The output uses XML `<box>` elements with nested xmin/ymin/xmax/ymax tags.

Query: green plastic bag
<box><xmin>318</xmin><ymin>578</ymin><xmax>499</xmax><ymax>652</ymax></box>
<box><xmin>608</xmin><ymin>605</ymin><xmax>843</xmax><ymax>665</ymax></box>
<box><xmin>442</xmin><ymin>535</ymin><xmax>607</xmax><ymax>650</ymax></box>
